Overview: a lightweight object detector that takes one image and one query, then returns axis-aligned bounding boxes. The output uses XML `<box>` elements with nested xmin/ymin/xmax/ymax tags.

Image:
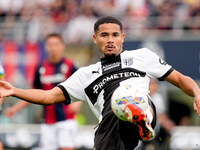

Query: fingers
<box><xmin>194</xmin><ymin>100</ymin><xmax>200</xmax><ymax>116</ymax></box>
<box><xmin>0</xmin><ymin>92</ymin><xmax>4</xmax><ymax>98</ymax></box>
<box><xmin>194</xmin><ymin>101</ymin><xmax>197</xmax><ymax>112</ymax></box>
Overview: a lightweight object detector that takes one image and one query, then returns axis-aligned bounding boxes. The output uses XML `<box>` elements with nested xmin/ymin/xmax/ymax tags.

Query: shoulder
<box><xmin>122</xmin><ymin>48</ymin><xmax>154</xmax><ymax>57</ymax></box>
<box><xmin>123</xmin><ymin>47</ymin><xmax>153</xmax><ymax>55</ymax></box>
<box><xmin>121</xmin><ymin>48</ymin><xmax>158</xmax><ymax>63</ymax></box>
<box><xmin>77</xmin><ymin>61</ymin><xmax>101</xmax><ymax>73</ymax></box>
<box><xmin>68</xmin><ymin>61</ymin><xmax>101</xmax><ymax>82</ymax></box>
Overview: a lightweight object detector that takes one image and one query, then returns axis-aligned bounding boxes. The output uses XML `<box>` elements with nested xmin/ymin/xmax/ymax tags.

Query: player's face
<box><xmin>93</xmin><ymin>23</ymin><xmax>125</xmax><ymax>58</ymax></box>
<box><xmin>45</xmin><ymin>36</ymin><xmax>65</xmax><ymax>63</ymax></box>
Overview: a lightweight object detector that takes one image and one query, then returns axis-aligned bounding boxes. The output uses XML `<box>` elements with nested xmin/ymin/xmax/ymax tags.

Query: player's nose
<box><xmin>107</xmin><ymin>35</ymin><xmax>114</xmax><ymax>43</ymax></box>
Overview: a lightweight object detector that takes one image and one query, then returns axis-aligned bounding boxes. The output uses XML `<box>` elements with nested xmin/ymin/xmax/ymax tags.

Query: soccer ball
<box><xmin>111</xmin><ymin>85</ymin><xmax>148</xmax><ymax>121</ymax></box>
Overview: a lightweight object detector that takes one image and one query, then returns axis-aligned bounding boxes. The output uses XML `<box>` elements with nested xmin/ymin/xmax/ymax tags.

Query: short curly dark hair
<box><xmin>94</xmin><ymin>16</ymin><xmax>123</xmax><ymax>33</ymax></box>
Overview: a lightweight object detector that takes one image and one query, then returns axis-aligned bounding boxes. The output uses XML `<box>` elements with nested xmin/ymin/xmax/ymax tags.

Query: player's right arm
<box><xmin>0</xmin><ymin>81</ymin><xmax>66</xmax><ymax>105</ymax></box>
<box><xmin>164</xmin><ymin>70</ymin><xmax>200</xmax><ymax>115</ymax></box>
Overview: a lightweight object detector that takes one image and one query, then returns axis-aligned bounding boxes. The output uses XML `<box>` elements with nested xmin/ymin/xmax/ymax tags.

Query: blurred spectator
<box><xmin>127</xmin><ymin>0</ymin><xmax>152</xmax><ymax>17</ymax></box>
<box><xmin>26</xmin><ymin>6</ymin><xmax>46</xmax><ymax>43</ymax></box>
<box><xmin>50</xmin><ymin>0</ymin><xmax>78</xmax><ymax>24</ymax></box>
<box><xmin>155</xmin><ymin>0</ymin><xmax>175</xmax><ymax>30</ymax></box>
<box><xmin>0</xmin><ymin>0</ymin><xmax>24</xmax><ymax>16</ymax></box>
<box><xmin>93</xmin><ymin>0</ymin><xmax>119</xmax><ymax>16</ymax></box>
<box><xmin>62</xmin><ymin>2</ymin><xmax>97</xmax><ymax>44</ymax></box>
<box><xmin>0</xmin><ymin>0</ymin><xmax>200</xmax><ymax>42</ymax></box>
<box><xmin>172</xmin><ymin>1</ymin><xmax>190</xmax><ymax>31</ymax></box>
<box><xmin>189</xmin><ymin>0</ymin><xmax>200</xmax><ymax>30</ymax></box>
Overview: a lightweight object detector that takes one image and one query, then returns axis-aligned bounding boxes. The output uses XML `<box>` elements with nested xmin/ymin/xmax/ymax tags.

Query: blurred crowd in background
<box><xmin>0</xmin><ymin>0</ymin><xmax>200</xmax><ymax>44</ymax></box>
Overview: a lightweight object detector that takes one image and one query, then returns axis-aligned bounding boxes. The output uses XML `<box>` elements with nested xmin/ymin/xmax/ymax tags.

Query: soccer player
<box><xmin>3</xmin><ymin>33</ymin><xmax>81</xmax><ymax>150</ymax></box>
<box><xmin>0</xmin><ymin>16</ymin><xmax>200</xmax><ymax>150</ymax></box>
<box><xmin>0</xmin><ymin>60</ymin><xmax>4</xmax><ymax>150</ymax></box>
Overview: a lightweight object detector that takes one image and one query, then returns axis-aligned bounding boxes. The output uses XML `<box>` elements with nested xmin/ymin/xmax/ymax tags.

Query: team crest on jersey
<box><xmin>123</xmin><ymin>58</ymin><xmax>133</xmax><ymax>66</ymax></box>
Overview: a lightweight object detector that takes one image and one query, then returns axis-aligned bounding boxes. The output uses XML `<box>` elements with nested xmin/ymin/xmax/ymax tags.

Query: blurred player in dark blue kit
<box><xmin>4</xmin><ymin>33</ymin><xmax>81</xmax><ymax>150</ymax></box>
<box><xmin>1</xmin><ymin>16</ymin><xmax>200</xmax><ymax>150</ymax></box>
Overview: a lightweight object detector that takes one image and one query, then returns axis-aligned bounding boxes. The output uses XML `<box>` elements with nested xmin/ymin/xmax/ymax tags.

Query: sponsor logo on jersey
<box><xmin>92</xmin><ymin>71</ymin><xmax>144</xmax><ymax>94</ymax></box>
<box><xmin>85</xmin><ymin>68</ymin><xmax>146</xmax><ymax>105</ymax></box>
<box><xmin>159</xmin><ymin>58</ymin><xmax>167</xmax><ymax>65</ymax></box>
<box><xmin>123</xmin><ymin>58</ymin><xmax>133</xmax><ymax>66</ymax></box>
<box><xmin>102</xmin><ymin>62</ymin><xmax>121</xmax><ymax>72</ymax></box>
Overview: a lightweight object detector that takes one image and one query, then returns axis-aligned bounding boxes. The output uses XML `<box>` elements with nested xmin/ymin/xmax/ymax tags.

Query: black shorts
<box><xmin>94</xmin><ymin>98</ymin><xmax>157</xmax><ymax>150</ymax></box>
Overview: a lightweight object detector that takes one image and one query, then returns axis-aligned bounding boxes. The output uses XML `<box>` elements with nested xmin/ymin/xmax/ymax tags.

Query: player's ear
<box><xmin>93</xmin><ymin>34</ymin><xmax>97</xmax><ymax>44</ymax></box>
<box><xmin>122</xmin><ymin>33</ymin><xmax>125</xmax><ymax>43</ymax></box>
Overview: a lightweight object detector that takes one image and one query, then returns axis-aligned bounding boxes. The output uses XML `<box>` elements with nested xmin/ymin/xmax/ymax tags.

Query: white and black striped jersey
<box><xmin>58</xmin><ymin>48</ymin><xmax>173</xmax><ymax>122</ymax></box>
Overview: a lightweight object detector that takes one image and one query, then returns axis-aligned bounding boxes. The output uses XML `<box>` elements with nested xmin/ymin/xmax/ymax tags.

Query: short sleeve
<box><xmin>143</xmin><ymin>48</ymin><xmax>174</xmax><ymax>80</ymax></box>
<box><xmin>57</xmin><ymin>68</ymin><xmax>85</xmax><ymax>105</ymax></box>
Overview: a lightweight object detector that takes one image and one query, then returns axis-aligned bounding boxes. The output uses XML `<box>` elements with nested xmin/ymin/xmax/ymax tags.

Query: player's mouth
<box><xmin>106</xmin><ymin>45</ymin><xmax>115</xmax><ymax>51</ymax></box>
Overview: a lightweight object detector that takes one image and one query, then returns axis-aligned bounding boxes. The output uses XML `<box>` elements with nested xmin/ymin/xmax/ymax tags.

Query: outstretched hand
<box><xmin>0</xmin><ymin>81</ymin><xmax>14</xmax><ymax>98</ymax></box>
<box><xmin>194</xmin><ymin>95</ymin><xmax>200</xmax><ymax>116</ymax></box>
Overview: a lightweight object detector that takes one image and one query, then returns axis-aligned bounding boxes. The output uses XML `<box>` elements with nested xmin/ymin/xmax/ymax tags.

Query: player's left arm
<box><xmin>0</xmin><ymin>80</ymin><xmax>67</xmax><ymax>105</ymax></box>
<box><xmin>164</xmin><ymin>70</ymin><xmax>200</xmax><ymax>115</ymax></box>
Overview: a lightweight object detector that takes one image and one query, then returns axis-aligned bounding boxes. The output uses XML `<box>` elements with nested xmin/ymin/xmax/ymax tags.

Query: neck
<box><xmin>101</xmin><ymin>50</ymin><xmax>123</xmax><ymax>59</ymax></box>
<box><xmin>48</xmin><ymin>57</ymin><xmax>62</xmax><ymax>64</ymax></box>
